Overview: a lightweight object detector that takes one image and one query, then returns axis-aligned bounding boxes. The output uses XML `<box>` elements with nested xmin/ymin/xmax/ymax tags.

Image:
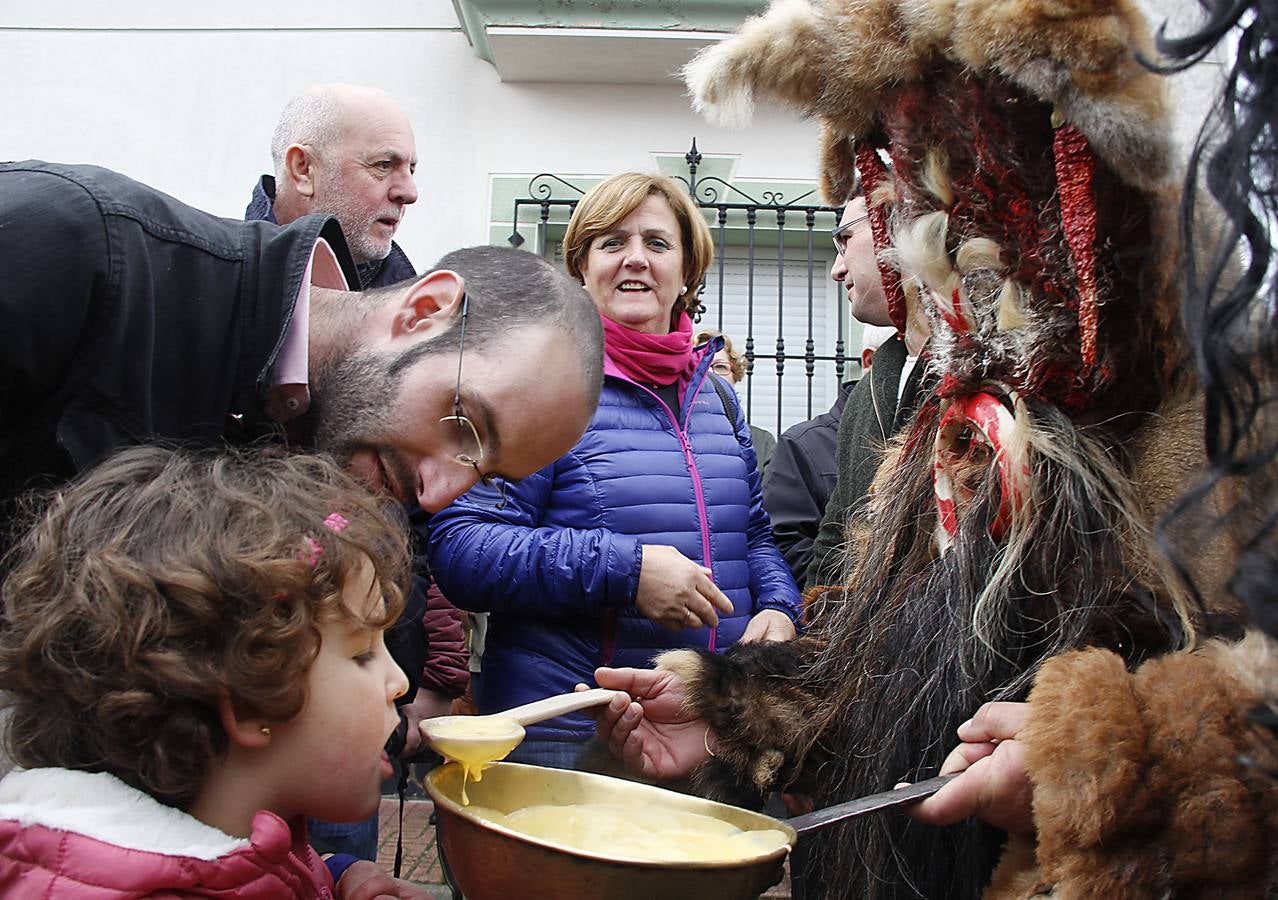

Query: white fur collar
<box><xmin>0</xmin><ymin>768</ymin><xmax>250</xmax><ymax>860</ymax></box>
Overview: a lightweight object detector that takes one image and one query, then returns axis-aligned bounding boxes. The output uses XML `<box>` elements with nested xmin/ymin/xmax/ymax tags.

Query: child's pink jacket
<box><xmin>0</xmin><ymin>768</ymin><xmax>335</xmax><ymax>898</ymax></box>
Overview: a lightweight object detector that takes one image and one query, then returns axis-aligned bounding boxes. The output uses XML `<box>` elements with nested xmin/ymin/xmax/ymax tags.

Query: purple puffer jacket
<box><xmin>427</xmin><ymin>345</ymin><xmax>801</xmax><ymax>743</ymax></box>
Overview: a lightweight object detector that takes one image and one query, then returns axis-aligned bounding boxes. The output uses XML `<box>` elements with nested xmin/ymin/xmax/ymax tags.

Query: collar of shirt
<box><xmin>264</xmin><ymin>237</ymin><xmax>348</xmax><ymax>424</ymax></box>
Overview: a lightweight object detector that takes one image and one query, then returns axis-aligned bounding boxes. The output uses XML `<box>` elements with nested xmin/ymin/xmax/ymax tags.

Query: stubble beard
<box><xmin>304</xmin><ymin>349</ymin><xmax>397</xmax><ymax>467</ymax></box>
<box><xmin>313</xmin><ymin>170</ymin><xmax>395</xmax><ymax>264</ymax></box>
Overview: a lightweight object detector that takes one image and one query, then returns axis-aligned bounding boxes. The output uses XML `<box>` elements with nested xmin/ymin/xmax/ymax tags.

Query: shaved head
<box><xmin>270</xmin><ymin>83</ymin><xmax>418</xmax><ymax>263</ymax></box>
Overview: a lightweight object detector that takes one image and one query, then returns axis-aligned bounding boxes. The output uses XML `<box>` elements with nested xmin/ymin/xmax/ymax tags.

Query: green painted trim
<box><xmin>452</xmin><ymin>0</ymin><xmax>494</xmax><ymax>63</ymax></box>
<box><xmin>490</xmin><ymin>172</ymin><xmax>838</xmax><ymax>254</ymax></box>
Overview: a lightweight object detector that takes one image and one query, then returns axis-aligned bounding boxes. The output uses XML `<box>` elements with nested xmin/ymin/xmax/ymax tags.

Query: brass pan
<box><xmin>426</xmin><ymin>762</ymin><xmax>795</xmax><ymax>900</ymax></box>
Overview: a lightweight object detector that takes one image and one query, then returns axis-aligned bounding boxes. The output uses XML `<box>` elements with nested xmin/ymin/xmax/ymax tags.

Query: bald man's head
<box><xmin>270</xmin><ymin>84</ymin><xmax>418</xmax><ymax>264</ymax></box>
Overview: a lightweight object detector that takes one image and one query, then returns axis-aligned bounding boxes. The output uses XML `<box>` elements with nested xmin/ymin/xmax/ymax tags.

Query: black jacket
<box><xmin>808</xmin><ymin>336</ymin><xmax>926</xmax><ymax>588</ymax></box>
<box><xmin>761</xmin><ymin>380</ymin><xmax>855</xmax><ymax>586</ymax></box>
<box><xmin>0</xmin><ymin>160</ymin><xmax>432</xmax><ymax>764</ymax></box>
<box><xmin>0</xmin><ymin>160</ymin><xmax>356</xmax><ymax>512</ymax></box>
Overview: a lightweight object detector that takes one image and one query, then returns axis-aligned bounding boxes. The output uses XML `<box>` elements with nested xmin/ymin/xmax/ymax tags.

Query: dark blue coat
<box><xmin>245</xmin><ymin>175</ymin><xmax>416</xmax><ymax>289</ymax></box>
<box><xmin>427</xmin><ymin>345</ymin><xmax>801</xmax><ymax>742</ymax></box>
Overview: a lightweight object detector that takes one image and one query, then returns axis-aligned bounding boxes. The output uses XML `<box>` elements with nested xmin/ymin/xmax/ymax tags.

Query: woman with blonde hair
<box><xmin>428</xmin><ymin>172</ymin><xmax>800</xmax><ymax>769</ymax></box>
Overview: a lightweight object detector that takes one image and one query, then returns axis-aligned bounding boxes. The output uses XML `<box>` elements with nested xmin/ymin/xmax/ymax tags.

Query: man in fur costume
<box><xmin>592</xmin><ymin>1</ymin><xmax>1250</xmax><ymax>897</ymax></box>
<box><xmin>901</xmin><ymin>2</ymin><xmax>1278</xmax><ymax>895</ymax></box>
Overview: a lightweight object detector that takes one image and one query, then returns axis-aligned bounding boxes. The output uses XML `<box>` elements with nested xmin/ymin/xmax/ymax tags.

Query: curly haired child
<box><xmin>0</xmin><ymin>446</ymin><xmax>428</xmax><ymax>898</ymax></box>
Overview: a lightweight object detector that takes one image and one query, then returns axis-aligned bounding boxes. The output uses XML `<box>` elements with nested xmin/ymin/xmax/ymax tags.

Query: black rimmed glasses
<box><xmin>831</xmin><ymin>212</ymin><xmax>871</xmax><ymax>257</ymax></box>
<box><xmin>438</xmin><ymin>292</ymin><xmax>508</xmax><ymax>509</ymax></box>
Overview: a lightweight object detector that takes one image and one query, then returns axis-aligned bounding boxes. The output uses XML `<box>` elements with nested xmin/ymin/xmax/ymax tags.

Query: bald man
<box><xmin>247</xmin><ymin>83</ymin><xmax>419</xmax><ymax>288</ymax></box>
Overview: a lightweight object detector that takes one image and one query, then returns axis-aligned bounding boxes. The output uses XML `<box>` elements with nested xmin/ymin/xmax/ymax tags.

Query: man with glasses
<box><xmin>0</xmin><ymin>159</ymin><xmax>604</xmax><ymax>712</ymax></box>
<box><xmin>761</xmin><ymin>194</ymin><xmax>897</xmax><ymax>592</ymax></box>
<box><xmin>803</xmin><ymin>191</ymin><xmax>929</xmax><ymax>597</ymax></box>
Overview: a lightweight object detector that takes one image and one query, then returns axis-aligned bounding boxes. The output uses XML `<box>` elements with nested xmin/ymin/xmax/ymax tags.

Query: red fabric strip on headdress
<box><xmin>1054</xmin><ymin>123</ymin><xmax>1099</xmax><ymax>373</ymax></box>
<box><xmin>854</xmin><ymin>143</ymin><xmax>907</xmax><ymax>332</ymax></box>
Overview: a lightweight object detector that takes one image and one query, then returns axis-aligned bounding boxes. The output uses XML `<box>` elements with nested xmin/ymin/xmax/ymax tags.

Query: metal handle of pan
<box><xmin>785</xmin><ymin>774</ymin><xmax>959</xmax><ymax>836</ymax></box>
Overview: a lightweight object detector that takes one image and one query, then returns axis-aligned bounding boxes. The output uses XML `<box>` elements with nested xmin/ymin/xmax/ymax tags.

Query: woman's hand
<box><xmin>907</xmin><ymin>701</ymin><xmax>1035</xmax><ymax>835</ymax></box>
<box><xmin>636</xmin><ymin>544</ymin><xmax>734</xmax><ymax>630</ymax></box>
<box><xmin>738</xmin><ymin>609</ymin><xmax>796</xmax><ymax>643</ymax></box>
<box><xmin>336</xmin><ymin>860</ymin><xmax>434</xmax><ymax>899</ymax></box>
<box><xmin>590</xmin><ymin>666</ymin><xmax>712</xmax><ymax>780</ymax></box>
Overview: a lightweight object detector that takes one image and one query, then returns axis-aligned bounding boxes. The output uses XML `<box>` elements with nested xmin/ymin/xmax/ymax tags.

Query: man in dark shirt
<box><xmin>806</xmin><ymin>193</ymin><xmax>928</xmax><ymax>593</ymax></box>
<box><xmin>1</xmin><ymin>160</ymin><xmax>602</xmax><ymax>518</ymax></box>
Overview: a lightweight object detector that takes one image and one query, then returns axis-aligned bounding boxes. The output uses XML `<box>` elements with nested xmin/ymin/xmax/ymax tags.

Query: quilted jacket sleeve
<box><xmin>427</xmin><ymin>460</ymin><xmax>643</xmax><ymax>620</ymax></box>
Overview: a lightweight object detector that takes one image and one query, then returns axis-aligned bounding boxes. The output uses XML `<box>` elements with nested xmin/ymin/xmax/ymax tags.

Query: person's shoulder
<box><xmin>1</xmin><ymin>161</ymin><xmax>117</xmax><ymax>220</ymax></box>
<box><xmin>780</xmin><ymin>409</ymin><xmax>841</xmax><ymax>443</ymax></box>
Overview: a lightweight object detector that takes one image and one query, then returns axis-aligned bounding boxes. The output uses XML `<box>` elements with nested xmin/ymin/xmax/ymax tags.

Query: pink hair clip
<box><xmin>301</xmin><ymin>537</ymin><xmax>324</xmax><ymax>567</ymax></box>
<box><xmin>300</xmin><ymin>513</ymin><xmax>349</xmax><ymax>568</ymax></box>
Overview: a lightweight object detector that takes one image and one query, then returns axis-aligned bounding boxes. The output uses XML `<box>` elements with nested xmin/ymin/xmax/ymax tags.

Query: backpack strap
<box><xmin>707</xmin><ymin>372</ymin><xmax>742</xmax><ymax>437</ymax></box>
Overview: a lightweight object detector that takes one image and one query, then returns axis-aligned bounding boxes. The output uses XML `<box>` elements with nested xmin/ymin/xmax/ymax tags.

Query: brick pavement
<box><xmin>375</xmin><ymin>797</ymin><xmax>792</xmax><ymax>899</ymax></box>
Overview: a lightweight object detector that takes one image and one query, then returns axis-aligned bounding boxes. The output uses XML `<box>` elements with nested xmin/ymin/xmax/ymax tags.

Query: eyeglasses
<box><xmin>438</xmin><ymin>292</ymin><xmax>508</xmax><ymax>509</ymax></box>
<box><xmin>831</xmin><ymin>212</ymin><xmax>871</xmax><ymax>257</ymax></box>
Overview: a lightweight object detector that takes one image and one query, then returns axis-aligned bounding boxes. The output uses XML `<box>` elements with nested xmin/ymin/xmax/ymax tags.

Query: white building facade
<box><xmin>0</xmin><ymin>0</ymin><xmax>1221</xmax><ymax>433</ymax></box>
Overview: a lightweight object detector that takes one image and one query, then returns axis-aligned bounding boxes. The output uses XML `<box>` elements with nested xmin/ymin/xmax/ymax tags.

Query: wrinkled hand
<box><xmin>636</xmin><ymin>545</ymin><xmax>734</xmax><ymax>631</ymax></box>
<box><xmin>738</xmin><ymin>609</ymin><xmax>796</xmax><ymax>643</ymax></box>
<box><xmin>907</xmin><ymin>701</ymin><xmax>1034</xmax><ymax>835</ymax></box>
<box><xmin>336</xmin><ymin>859</ymin><xmax>434</xmax><ymax>899</ymax></box>
<box><xmin>399</xmin><ymin>687</ymin><xmax>455</xmax><ymax>758</ymax></box>
<box><xmin>589</xmin><ymin>666</ymin><xmax>711</xmax><ymax>781</ymax></box>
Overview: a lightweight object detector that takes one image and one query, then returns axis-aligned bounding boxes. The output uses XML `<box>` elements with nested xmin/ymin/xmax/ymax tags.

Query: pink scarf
<box><xmin>602</xmin><ymin>311</ymin><xmax>700</xmax><ymax>387</ymax></box>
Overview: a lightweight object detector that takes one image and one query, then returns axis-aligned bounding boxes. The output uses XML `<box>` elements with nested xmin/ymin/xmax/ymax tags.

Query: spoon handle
<box><xmin>499</xmin><ymin>688</ymin><xmax>623</xmax><ymax>726</ymax></box>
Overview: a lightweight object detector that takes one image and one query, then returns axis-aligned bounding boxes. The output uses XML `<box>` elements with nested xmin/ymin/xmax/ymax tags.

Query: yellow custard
<box><xmin>425</xmin><ymin>716</ymin><xmax>524</xmax><ymax>805</ymax></box>
<box><xmin>464</xmin><ymin>802</ymin><xmax>792</xmax><ymax>863</ymax></box>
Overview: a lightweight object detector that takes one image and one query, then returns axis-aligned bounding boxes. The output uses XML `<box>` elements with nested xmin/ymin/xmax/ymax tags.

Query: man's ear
<box><xmin>283</xmin><ymin>144</ymin><xmax>317</xmax><ymax>199</ymax></box>
<box><xmin>217</xmin><ymin>695</ymin><xmax>273</xmax><ymax>750</ymax></box>
<box><xmin>392</xmin><ymin>270</ymin><xmax>466</xmax><ymax>337</ymax></box>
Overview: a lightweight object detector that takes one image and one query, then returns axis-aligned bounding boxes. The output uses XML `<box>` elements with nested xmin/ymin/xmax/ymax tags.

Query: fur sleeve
<box><xmin>986</xmin><ymin>633</ymin><xmax>1278</xmax><ymax>898</ymax></box>
<box><xmin>657</xmin><ymin>634</ymin><xmax>828</xmax><ymax>809</ymax></box>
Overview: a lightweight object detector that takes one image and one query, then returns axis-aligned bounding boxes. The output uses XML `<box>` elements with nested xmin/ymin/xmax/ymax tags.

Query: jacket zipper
<box><xmin>635</xmin><ymin>378</ymin><xmax>718</xmax><ymax>652</ymax></box>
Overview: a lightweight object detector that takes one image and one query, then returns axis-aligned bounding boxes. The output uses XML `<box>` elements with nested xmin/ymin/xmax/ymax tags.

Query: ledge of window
<box><xmin>451</xmin><ymin>0</ymin><xmax>765</xmax><ymax>84</ymax></box>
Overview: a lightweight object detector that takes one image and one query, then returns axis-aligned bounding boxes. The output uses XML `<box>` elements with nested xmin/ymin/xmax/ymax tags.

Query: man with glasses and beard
<box><xmin>0</xmin><ymin>163</ymin><xmax>605</xmax><ymax>861</ymax></box>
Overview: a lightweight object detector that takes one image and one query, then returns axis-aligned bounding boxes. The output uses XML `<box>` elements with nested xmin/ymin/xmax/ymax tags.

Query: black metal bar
<box><xmin>774</xmin><ymin>207</ymin><xmax>785</xmax><ymax>435</ymax></box>
<box><xmin>715</xmin><ymin>207</ymin><xmax>727</xmax><ymax>333</ymax></box>
<box><xmin>745</xmin><ymin>206</ymin><xmax>757</xmax><ymax>420</ymax></box>
<box><xmin>805</xmin><ymin>209</ymin><xmax>816</xmax><ymax>418</ymax></box>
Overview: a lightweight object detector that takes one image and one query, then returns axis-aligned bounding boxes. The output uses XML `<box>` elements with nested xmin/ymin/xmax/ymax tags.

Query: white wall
<box><xmin>0</xmin><ymin>1</ymin><xmax>822</xmax><ymax>269</ymax></box>
<box><xmin>1</xmin><ymin>1</ymin><xmax>1224</xmax><ymax>268</ymax></box>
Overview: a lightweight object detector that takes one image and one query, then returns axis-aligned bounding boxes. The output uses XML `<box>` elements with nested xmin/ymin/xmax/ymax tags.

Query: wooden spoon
<box><xmin>419</xmin><ymin>688</ymin><xmax>622</xmax><ymax>770</ymax></box>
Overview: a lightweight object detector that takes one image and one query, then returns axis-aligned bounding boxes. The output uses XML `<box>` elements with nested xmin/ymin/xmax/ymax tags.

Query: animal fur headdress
<box><xmin>685</xmin><ymin>0</ymin><xmax>1185</xmax><ymax>554</ymax></box>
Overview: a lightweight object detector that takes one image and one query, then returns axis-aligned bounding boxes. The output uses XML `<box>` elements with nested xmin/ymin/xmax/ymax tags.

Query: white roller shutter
<box><xmin>699</xmin><ymin>245</ymin><xmax>860</xmax><ymax>435</ymax></box>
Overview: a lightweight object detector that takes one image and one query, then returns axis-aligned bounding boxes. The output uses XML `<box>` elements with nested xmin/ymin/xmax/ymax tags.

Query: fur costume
<box><xmin>985</xmin><ymin>632</ymin><xmax>1278</xmax><ymax>898</ymax></box>
<box><xmin>657</xmin><ymin>1</ymin><xmax>1261</xmax><ymax>897</ymax></box>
